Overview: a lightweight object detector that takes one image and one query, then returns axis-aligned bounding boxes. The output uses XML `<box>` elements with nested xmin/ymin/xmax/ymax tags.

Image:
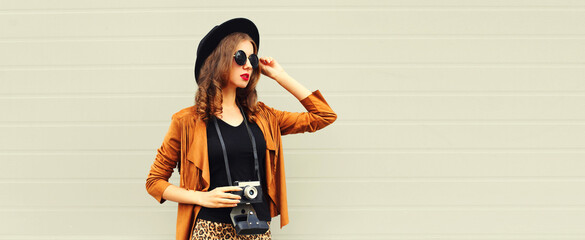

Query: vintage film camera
<box><xmin>230</xmin><ymin>181</ymin><xmax>270</xmax><ymax>234</ymax></box>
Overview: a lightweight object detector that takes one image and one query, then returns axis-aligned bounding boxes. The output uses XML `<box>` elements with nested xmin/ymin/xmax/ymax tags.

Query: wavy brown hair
<box><xmin>194</xmin><ymin>32</ymin><xmax>261</xmax><ymax>123</ymax></box>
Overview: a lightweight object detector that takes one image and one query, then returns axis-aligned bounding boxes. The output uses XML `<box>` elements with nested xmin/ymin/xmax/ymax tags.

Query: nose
<box><xmin>243</xmin><ymin>58</ymin><xmax>253</xmax><ymax>69</ymax></box>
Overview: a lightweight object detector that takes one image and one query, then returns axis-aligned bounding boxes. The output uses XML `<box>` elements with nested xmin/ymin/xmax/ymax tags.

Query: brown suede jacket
<box><xmin>146</xmin><ymin>90</ymin><xmax>337</xmax><ymax>240</ymax></box>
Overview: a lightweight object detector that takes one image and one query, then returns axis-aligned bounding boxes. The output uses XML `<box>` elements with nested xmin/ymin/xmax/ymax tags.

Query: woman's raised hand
<box><xmin>259</xmin><ymin>56</ymin><xmax>286</xmax><ymax>80</ymax></box>
<box><xmin>196</xmin><ymin>186</ymin><xmax>242</xmax><ymax>208</ymax></box>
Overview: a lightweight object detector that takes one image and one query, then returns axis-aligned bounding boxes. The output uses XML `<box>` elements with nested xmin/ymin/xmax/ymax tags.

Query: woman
<box><xmin>146</xmin><ymin>18</ymin><xmax>337</xmax><ymax>240</ymax></box>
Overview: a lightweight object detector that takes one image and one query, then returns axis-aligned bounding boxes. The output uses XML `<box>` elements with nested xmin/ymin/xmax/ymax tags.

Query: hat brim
<box><xmin>194</xmin><ymin>18</ymin><xmax>260</xmax><ymax>83</ymax></box>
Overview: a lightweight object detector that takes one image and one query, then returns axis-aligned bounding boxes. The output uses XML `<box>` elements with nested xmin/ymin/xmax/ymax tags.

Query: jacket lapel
<box><xmin>186</xmin><ymin>117</ymin><xmax>210</xmax><ymax>190</ymax></box>
<box><xmin>253</xmin><ymin>112</ymin><xmax>276</xmax><ymax>151</ymax></box>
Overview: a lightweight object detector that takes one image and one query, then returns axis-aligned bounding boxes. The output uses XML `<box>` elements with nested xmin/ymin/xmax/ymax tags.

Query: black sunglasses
<box><xmin>233</xmin><ymin>50</ymin><xmax>259</xmax><ymax>69</ymax></box>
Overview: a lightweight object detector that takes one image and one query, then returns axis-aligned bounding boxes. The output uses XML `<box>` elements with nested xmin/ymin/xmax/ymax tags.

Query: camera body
<box><xmin>229</xmin><ymin>180</ymin><xmax>269</xmax><ymax>235</ymax></box>
<box><xmin>232</xmin><ymin>181</ymin><xmax>263</xmax><ymax>204</ymax></box>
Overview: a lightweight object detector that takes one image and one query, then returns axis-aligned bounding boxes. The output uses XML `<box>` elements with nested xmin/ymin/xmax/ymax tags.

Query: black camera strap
<box><xmin>213</xmin><ymin>104</ymin><xmax>261</xmax><ymax>186</ymax></box>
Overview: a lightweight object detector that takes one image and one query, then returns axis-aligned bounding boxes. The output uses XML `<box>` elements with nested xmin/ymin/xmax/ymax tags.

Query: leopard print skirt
<box><xmin>191</xmin><ymin>218</ymin><xmax>271</xmax><ymax>240</ymax></box>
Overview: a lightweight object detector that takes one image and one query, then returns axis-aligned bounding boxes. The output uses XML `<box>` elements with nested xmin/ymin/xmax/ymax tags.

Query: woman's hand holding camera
<box><xmin>196</xmin><ymin>186</ymin><xmax>242</xmax><ymax>208</ymax></box>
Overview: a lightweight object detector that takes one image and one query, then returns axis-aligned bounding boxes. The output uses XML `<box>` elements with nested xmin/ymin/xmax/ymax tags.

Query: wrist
<box><xmin>190</xmin><ymin>190</ymin><xmax>203</xmax><ymax>205</ymax></box>
<box><xmin>273</xmin><ymin>71</ymin><xmax>289</xmax><ymax>82</ymax></box>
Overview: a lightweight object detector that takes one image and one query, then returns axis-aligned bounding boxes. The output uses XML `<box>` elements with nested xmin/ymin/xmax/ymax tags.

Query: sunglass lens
<box><xmin>234</xmin><ymin>50</ymin><xmax>246</xmax><ymax>66</ymax></box>
<box><xmin>249</xmin><ymin>54</ymin><xmax>259</xmax><ymax>69</ymax></box>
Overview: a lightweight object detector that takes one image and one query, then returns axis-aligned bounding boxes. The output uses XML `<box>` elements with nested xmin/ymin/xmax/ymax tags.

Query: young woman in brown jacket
<box><xmin>145</xmin><ymin>18</ymin><xmax>337</xmax><ymax>240</ymax></box>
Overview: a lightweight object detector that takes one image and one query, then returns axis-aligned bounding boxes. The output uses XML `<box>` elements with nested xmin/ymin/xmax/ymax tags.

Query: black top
<box><xmin>197</xmin><ymin>116</ymin><xmax>271</xmax><ymax>223</ymax></box>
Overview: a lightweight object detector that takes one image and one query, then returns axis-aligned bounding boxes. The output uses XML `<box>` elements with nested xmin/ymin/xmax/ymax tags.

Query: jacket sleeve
<box><xmin>263</xmin><ymin>89</ymin><xmax>337</xmax><ymax>135</ymax></box>
<box><xmin>145</xmin><ymin>114</ymin><xmax>182</xmax><ymax>204</ymax></box>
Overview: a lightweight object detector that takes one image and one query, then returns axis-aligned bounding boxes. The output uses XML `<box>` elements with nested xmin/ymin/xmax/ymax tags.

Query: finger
<box><xmin>214</xmin><ymin>197</ymin><xmax>240</xmax><ymax>206</ymax></box>
<box><xmin>211</xmin><ymin>202</ymin><xmax>238</xmax><ymax>208</ymax></box>
<box><xmin>218</xmin><ymin>198</ymin><xmax>240</xmax><ymax>204</ymax></box>
<box><xmin>217</xmin><ymin>186</ymin><xmax>242</xmax><ymax>192</ymax></box>
<box><xmin>260</xmin><ymin>57</ymin><xmax>272</xmax><ymax>64</ymax></box>
<box><xmin>220</xmin><ymin>192</ymin><xmax>241</xmax><ymax>200</ymax></box>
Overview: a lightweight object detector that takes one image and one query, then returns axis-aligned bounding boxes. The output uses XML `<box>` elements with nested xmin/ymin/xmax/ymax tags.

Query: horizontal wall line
<box><xmin>0</xmin><ymin>207</ymin><xmax>176</xmax><ymax>212</ymax></box>
<box><xmin>271</xmin><ymin>233</ymin><xmax>585</xmax><ymax>239</ymax></box>
<box><xmin>335</xmin><ymin>120</ymin><xmax>585</xmax><ymax>125</ymax></box>
<box><xmin>3</xmin><ymin>176</ymin><xmax>585</xmax><ymax>183</ymax></box>
<box><xmin>2</xmin><ymin>6</ymin><xmax>585</xmax><ymax>14</ymax></box>
<box><xmin>4</xmin><ymin>205</ymin><xmax>585</xmax><ymax>212</ymax></box>
<box><xmin>3</xmin><ymin>34</ymin><xmax>585</xmax><ymax>42</ymax></box>
<box><xmin>0</xmin><ymin>237</ymin><xmax>170</xmax><ymax>240</ymax></box>
<box><xmin>3</xmin><ymin>120</ymin><xmax>585</xmax><ymax>127</ymax></box>
<box><xmin>3</xmin><ymin>149</ymin><xmax>585</xmax><ymax>155</ymax></box>
<box><xmin>3</xmin><ymin>148</ymin><xmax>585</xmax><ymax>154</ymax></box>
<box><xmin>289</xmin><ymin>176</ymin><xmax>585</xmax><ymax>182</ymax></box>
<box><xmin>0</xmin><ymin>233</ymin><xmax>583</xmax><ymax>240</ymax></box>
<box><xmin>0</xmin><ymin>234</ymin><xmax>584</xmax><ymax>240</ymax></box>
<box><xmin>5</xmin><ymin>91</ymin><xmax>585</xmax><ymax>98</ymax></box>
<box><xmin>0</xmin><ymin>150</ymin><xmax>156</xmax><ymax>155</ymax></box>
<box><xmin>291</xmin><ymin>206</ymin><xmax>585</xmax><ymax>211</ymax></box>
<box><xmin>0</xmin><ymin>236</ymin><xmax>172</xmax><ymax>240</ymax></box>
<box><xmin>3</xmin><ymin>63</ymin><xmax>585</xmax><ymax>70</ymax></box>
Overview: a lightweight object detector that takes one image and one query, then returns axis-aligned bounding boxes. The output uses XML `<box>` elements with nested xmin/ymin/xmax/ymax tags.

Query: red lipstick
<box><xmin>240</xmin><ymin>73</ymin><xmax>249</xmax><ymax>81</ymax></box>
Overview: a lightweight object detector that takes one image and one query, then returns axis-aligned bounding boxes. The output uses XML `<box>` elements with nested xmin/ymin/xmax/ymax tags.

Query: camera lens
<box><xmin>243</xmin><ymin>185</ymin><xmax>258</xmax><ymax>200</ymax></box>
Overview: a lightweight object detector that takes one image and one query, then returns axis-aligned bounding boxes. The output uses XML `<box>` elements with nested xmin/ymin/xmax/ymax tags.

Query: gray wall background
<box><xmin>2</xmin><ymin>0</ymin><xmax>585</xmax><ymax>239</ymax></box>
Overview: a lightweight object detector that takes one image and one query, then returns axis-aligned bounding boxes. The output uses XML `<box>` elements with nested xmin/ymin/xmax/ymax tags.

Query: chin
<box><xmin>236</xmin><ymin>80</ymin><xmax>249</xmax><ymax>89</ymax></box>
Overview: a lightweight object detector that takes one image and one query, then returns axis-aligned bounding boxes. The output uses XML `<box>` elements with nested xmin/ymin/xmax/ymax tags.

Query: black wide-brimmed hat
<box><xmin>194</xmin><ymin>17</ymin><xmax>260</xmax><ymax>84</ymax></box>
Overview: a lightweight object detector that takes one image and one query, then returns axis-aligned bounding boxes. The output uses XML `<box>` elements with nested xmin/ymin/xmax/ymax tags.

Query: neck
<box><xmin>221</xmin><ymin>85</ymin><xmax>238</xmax><ymax>109</ymax></box>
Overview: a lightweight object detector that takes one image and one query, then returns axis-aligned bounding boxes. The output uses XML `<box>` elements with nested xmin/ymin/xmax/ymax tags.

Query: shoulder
<box><xmin>170</xmin><ymin>105</ymin><xmax>198</xmax><ymax>122</ymax></box>
<box><xmin>256</xmin><ymin>101</ymin><xmax>268</xmax><ymax>111</ymax></box>
<box><xmin>255</xmin><ymin>101</ymin><xmax>277</xmax><ymax>118</ymax></box>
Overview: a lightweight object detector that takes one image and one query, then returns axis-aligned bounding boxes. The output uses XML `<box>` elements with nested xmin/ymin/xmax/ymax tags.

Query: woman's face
<box><xmin>227</xmin><ymin>40</ymin><xmax>255</xmax><ymax>89</ymax></box>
